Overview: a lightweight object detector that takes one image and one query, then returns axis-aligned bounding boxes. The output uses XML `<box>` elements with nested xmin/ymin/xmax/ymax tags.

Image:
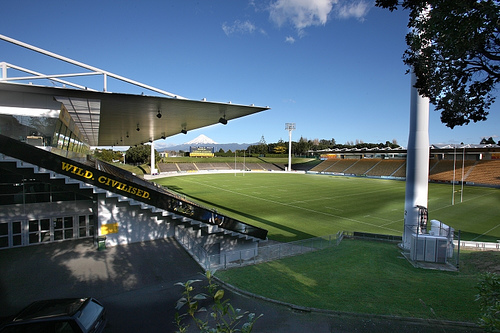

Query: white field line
<box><xmin>364</xmin><ymin>215</ymin><xmax>395</xmax><ymax>222</ymax></box>
<box><xmin>289</xmin><ymin>187</ymin><xmax>396</xmax><ymax>205</ymax></box>
<box><xmin>376</xmin><ymin>190</ymin><xmax>500</xmax><ymax>234</ymax></box>
<box><xmin>430</xmin><ymin>191</ymin><xmax>499</xmax><ymax>240</ymax></box>
<box><xmin>472</xmin><ymin>224</ymin><xmax>500</xmax><ymax>241</ymax></box>
<box><xmin>324</xmin><ymin>206</ymin><xmax>344</xmax><ymax>212</ymax></box>
<box><xmin>177</xmin><ymin>178</ymin><xmax>400</xmax><ymax>233</ymax></box>
<box><xmin>363</xmin><ymin>214</ymin><xmax>403</xmax><ymax>229</ymax></box>
<box><xmin>429</xmin><ymin>191</ymin><xmax>496</xmax><ymax>213</ymax></box>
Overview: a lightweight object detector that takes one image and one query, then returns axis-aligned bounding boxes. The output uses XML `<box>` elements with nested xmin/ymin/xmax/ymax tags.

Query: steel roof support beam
<box><xmin>0</xmin><ymin>34</ymin><xmax>186</xmax><ymax>99</ymax></box>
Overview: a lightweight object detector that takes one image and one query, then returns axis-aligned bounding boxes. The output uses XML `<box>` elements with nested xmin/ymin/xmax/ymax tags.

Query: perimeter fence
<box><xmin>176</xmin><ymin>227</ymin><xmax>500</xmax><ymax>273</ymax></box>
<box><xmin>177</xmin><ymin>231</ymin><xmax>355</xmax><ymax>272</ymax></box>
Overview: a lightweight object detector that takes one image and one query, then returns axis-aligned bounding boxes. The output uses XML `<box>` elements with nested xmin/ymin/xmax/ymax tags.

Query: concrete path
<box><xmin>0</xmin><ymin>239</ymin><xmax>482</xmax><ymax>332</ymax></box>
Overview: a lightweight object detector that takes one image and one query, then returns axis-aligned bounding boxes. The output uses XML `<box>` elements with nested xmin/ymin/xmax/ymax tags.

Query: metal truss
<box><xmin>0</xmin><ymin>34</ymin><xmax>185</xmax><ymax>99</ymax></box>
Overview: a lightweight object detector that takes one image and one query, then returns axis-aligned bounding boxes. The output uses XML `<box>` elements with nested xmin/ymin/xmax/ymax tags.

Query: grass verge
<box><xmin>216</xmin><ymin>239</ymin><xmax>494</xmax><ymax>322</ymax></box>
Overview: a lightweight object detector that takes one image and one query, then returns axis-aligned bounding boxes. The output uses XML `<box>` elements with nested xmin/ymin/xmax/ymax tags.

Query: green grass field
<box><xmin>157</xmin><ymin>173</ymin><xmax>500</xmax><ymax>243</ymax></box>
<box><xmin>156</xmin><ymin>172</ymin><xmax>500</xmax><ymax>322</ymax></box>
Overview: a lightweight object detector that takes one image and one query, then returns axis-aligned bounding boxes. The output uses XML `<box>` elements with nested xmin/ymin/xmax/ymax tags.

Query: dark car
<box><xmin>0</xmin><ymin>298</ymin><xmax>107</xmax><ymax>333</ymax></box>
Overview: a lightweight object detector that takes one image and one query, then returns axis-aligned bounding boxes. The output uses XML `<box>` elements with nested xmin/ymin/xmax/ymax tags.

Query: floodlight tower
<box><xmin>402</xmin><ymin>5</ymin><xmax>431</xmax><ymax>250</ymax></box>
<box><xmin>402</xmin><ymin>71</ymin><xmax>430</xmax><ymax>250</ymax></box>
<box><xmin>285</xmin><ymin>123</ymin><xmax>295</xmax><ymax>172</ymax></box>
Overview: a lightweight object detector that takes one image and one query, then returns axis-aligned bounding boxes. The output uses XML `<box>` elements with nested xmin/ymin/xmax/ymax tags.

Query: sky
<box><xmin>1</xmin><ymin>0</ymin><xmax>498</xmax><ymax>148</ymax></box>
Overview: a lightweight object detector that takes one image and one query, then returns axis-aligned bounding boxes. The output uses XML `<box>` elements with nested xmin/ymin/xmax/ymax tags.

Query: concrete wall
<box><xmin>97</xmin><ymin>195</ymin><xmax>174</xmax><ymax>246</ymax></box>
<box><xmin>0</xmin><ymin>200</ymin><xmax>94</xmax><ymax>221</ymax></box>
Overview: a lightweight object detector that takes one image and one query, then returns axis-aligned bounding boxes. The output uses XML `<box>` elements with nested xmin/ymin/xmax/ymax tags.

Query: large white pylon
<box><xmin>402</xmin><ymin>72</ymin><xmax>430</xmax><ymax>250</ymax></box>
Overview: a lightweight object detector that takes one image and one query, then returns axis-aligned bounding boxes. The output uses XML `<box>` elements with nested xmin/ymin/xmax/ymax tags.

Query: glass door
<box><xmin>1</xmin><ymin>215</ymin><xmax>92</xmax><ymax>250</ymax></box>
<box><xmin>28</xmin><ymin>219</ymin><xmax>51</xmax><ymax>244</ymax></box>
<box><xmin>0</xmin><ymin>223</ymin><xmax>8</xmax><ymax>248</ymax></box>
<box><xmin>53</xmin><ymin>216</ymin><xmax>75</xmax><ymax>241</ymax></box>
<box><xmin>0</xmin><ymin>221</ymin><xmax>22</xmax><ymax>248</ymax></box>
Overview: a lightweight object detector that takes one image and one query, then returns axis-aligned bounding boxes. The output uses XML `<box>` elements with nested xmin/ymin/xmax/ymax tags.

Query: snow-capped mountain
<box><xmin>185</xmin><ymin>134</ymin><xmax>217</xmax><ymax>145</ymax></box>
<box><xmin>155</xmin><ymin>134</ymin><xmax>256</xmax><ymax>153</ymax></box>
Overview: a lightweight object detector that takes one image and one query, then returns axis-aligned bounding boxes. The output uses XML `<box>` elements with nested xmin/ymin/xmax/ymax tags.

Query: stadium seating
<box><xmin>343</xmin><ymin>159</ymin><xmax>380</xmax><ymax>175</ymax></box>
<box><xmin>429</xmin><ymin>160</ymin><xmax>476</xmax><ymax>182</ymax></box>
<box><xmin>157</xmin><ymin>162</ymin><xmax>282</xmax><ymax>173</ymax></box>
<box><xmin>464</xmin><ymin>160</ymin><xmax>500</xmax><ymax>185</ymax></box>
<box><xmin>310</xmin><ymin>158</ymin><xmax>500</xmax><ymax>186</ymax></box>
<box><xmin>156</xmin><ymin>158</ymin><xmax>500</xmax><ymax>186</ymax></box>
<box><xmin>326</xmin><ymin>159</ymin><xmax>358</xmax><ymax>173</ymax></box>
<box><xmin>310</xmin><ymin>159</ymin><xmax>339</xmax><ymax>172</ymax></box>
<box><xmin>158</xmin><ymin>163</ymin><xmax>179</xmax><ymax>172</ymax></box>
<box><xmin>177</xmin><ymin>163</ymin><xmax>198</xmax><ymax>172</ymax></box>
<box><xmin>366</xmin><ymin>160</ymin><xmax>406</xmax><ymax>177</ymax></box>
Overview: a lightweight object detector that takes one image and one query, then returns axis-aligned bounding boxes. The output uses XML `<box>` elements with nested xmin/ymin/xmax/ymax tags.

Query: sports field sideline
<box><xmin>156</xmin><ymin>173</ymin><xmax>500</xmax><ymax>243</ymax></box>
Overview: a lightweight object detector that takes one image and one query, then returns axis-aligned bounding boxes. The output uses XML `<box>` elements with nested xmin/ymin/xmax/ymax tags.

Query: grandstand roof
<box><xmin>0</xmin><ymin>34</ymin><xmax>270</xmax><ymax>147</ymax></box>
<box><xmin>311</xmin><ymin>144</ymin><xmax>500</xmax><ymax>155</ymax></box>
<box><xmin>0</xmin><ymin>81</ymin><xmax>269</xmax><ymax>147</ymax></box>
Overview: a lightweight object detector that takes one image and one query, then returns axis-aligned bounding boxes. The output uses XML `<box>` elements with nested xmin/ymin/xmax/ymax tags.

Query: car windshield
<box><xmin>77</xmin><ymin>300</ymin><xmax>103</xmax><ymax>330</ymax></box>
<box><xmin>15</xmin><ymin>299</ymin><xmax>85</xmax><ymax>320</ymax></box>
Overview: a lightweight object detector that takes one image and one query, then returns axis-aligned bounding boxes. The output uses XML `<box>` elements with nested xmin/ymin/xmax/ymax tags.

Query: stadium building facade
<box><xmin>0</xmin><ymin>35</ymin><xmax>269</xmax><ymax>261</ymax></box>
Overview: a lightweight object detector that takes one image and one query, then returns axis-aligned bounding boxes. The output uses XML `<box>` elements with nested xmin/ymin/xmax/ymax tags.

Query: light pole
<box><xmin>285</xmin><ymin>123</ymin><xmax>295</xmax><ymax>172</ymax></box>
<box><xmin>402</xmin><ymin>70</ymin><xmax>430</xmax><ymax>250</ymax></box>
<box><xmin>402</xmin><ymin>4</ymin><xmax>432</xmax><ymax>251</ymax></box>
<box><xmin>461</xmin><ymin>142</ymin><xmax>465</xmax><ymax>203</ymax></box>
<box><xmin>452</xmin><ymin>144</ymin><xmax>456</xmax><ymax>205</ymax></box>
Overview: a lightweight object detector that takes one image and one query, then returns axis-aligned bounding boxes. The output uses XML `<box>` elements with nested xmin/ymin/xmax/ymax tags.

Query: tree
<box><xmin>480</xmin><ymin>137</ymin><xmax>497</xmax><ymax>144</ymax></box>
<box><xmin>126</xmin><ymin>145</ymin><xmax>158</xmax><ymax>165</ymax></box>
<box><xmin>94</xmin><ymin>149</ymin><xmax>124</xmax><ymax>163</ymax></box>
<box><xmin>273</xmin><ymin>145</ymin><xmax>287</xmax><ymax>154</ymax></box>
<box><xmin>376</xmin><ymin>0</ymin><xmax>500</xmax><ymax>128</ymax></box>
<box><xmin>295</xmin><ymin>136</ymin><xmax>311</xmax><ymax>155</ymax></box>
<box><xmin>247</xmin><ymin>136</ymin><xmax>268</xmax><ymax>156</ymax></box>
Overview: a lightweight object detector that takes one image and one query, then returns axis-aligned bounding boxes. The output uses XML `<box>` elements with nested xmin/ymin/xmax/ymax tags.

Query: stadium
<box><xmin>1</xmin><ymin>34</ymin><xmax>499</xmax><ymax>330</ymax></box>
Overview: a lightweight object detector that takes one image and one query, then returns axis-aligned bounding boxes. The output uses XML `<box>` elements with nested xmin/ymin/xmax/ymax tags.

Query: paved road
<box><xmin>0</xmin><ymin>239</ymin><xmax>482</xmax><ymax>332</ymax></box>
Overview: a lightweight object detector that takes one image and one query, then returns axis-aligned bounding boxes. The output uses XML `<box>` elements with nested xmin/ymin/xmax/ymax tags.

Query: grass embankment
<box><xmin>110</xmin><ymin>162</ymin><xmax>148</xmax><ymax>175</ymax></box>
<box><xmin>217</xmin><ymin>239</ymin><xmax>498</xmax><ymax>322</ymax></box>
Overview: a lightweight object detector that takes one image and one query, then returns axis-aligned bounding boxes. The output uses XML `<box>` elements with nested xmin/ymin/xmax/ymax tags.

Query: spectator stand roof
<box><xmin>0</xmin><ymin>34</ymin><xmax>269</xmax><ymax>147</ymax></box>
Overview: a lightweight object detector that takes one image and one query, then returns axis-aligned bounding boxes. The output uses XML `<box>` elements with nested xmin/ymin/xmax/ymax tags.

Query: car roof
<box><xmin>13</xmin><ymin>298</ymin><xmax>89</xmax><ymax>322</ymax></box>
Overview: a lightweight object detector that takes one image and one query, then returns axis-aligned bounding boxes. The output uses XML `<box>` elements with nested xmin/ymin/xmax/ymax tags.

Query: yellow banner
<box><xmin>101</xmin><ymin>223</ymin><xmax>119</xmax><ymax>235</ymax></box>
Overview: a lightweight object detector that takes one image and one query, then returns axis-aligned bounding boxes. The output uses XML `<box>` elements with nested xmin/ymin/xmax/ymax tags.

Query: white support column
<box><xmin>403</xmin><ymin>72</ymin><xmax>430</xmax><ymax>250</ymax></box>
<box><xmin>150</xmin><ymin>141</ymin><xmax>157</xmax><ymax>175</ymax></box>
<box><xmin>1</xmin><ymin>62</ymin><xmax>6</xmax><ymax>80</ymax></box>
<box><xmin>285</xmin><ymin>123</ymin><xmax>295</xmax><ymax>172</ymax></box>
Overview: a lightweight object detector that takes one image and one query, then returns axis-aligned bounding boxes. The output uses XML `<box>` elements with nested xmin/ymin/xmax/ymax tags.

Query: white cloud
<box><xmin>334</xmin><ymin>1</ymin><xmax>371</xmax><ymax>20</ymax></box>
<box><xmin>222</xmin><ymin>20</ymin><xmax>265</xmax><ymax>36</ymax></box>
<box><xmin>269</xmin><ymin>0</ymin><xmax>372</xmax><ymax>33</ymax></box>
<box><xmin>269</xmin><ymin>0</ymin><xmax>334</xmax><ymax>31</ymax></box>
<box><xmin>285</xmin><ymin>36</ymin><xmax>296</xmax><ymax>43</ymax></box>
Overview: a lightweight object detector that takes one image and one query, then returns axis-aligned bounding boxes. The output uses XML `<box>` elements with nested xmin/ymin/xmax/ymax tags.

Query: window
<box><xmin>0</xmin><ymin>223</ymin><xmax>8</xmax><ymax>248</ymax></box>
<box><xmin>12</xmin><ymin>221</ymin><xmax>22</xmax><ymax>247</ymax></box>
<box><xmin>78</xmin><ymin>216</ymin><xmax>87</xmax><ymax>237</ymax></box>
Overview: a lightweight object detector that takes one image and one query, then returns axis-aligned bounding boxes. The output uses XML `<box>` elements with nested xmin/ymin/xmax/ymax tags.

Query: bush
<box><xmin>174</xmin><ymin>271</ymin><xmax>262</xmax><ymax>333</ymax></box>
<box><xmin>476</xmin><ymin>272</ymin><xmax>500</xmax><ymax>332</ymax></box>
